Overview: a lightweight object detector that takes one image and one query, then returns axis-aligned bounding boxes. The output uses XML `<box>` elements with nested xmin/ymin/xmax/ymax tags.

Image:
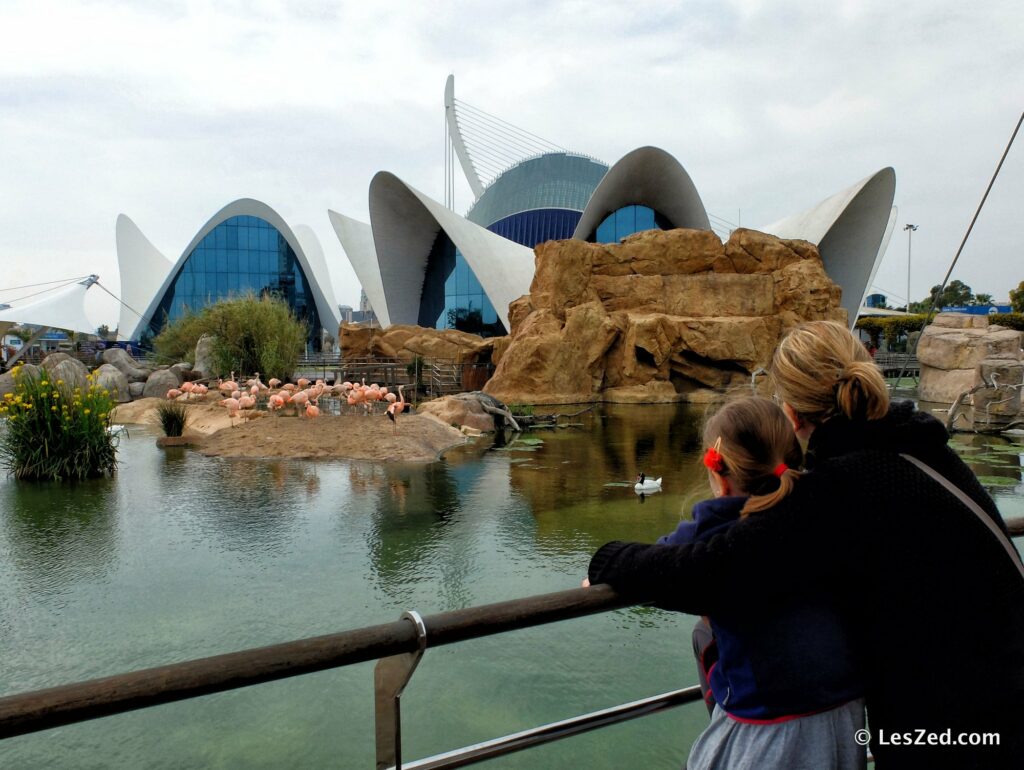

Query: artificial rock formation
<box><xmin>340</xmin><ymin>323</ymin><xmax>498</xmax><ymax>365</ymax></box>
<box><xmin>918</xmin><ymin>313</ymin><xmax>1023</xmax><ymax>404</ymax></box>
<box><xmin>484</xmin><ymin>228</ymin><xmax>845</xmax><ymax>404</ymax></box>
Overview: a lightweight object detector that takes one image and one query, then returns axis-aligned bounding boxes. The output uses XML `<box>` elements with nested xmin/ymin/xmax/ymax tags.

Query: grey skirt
<box><xmin>687</xmin><ymin>699</ymin><xmax>867</xmax><ymax>770</ymax></box>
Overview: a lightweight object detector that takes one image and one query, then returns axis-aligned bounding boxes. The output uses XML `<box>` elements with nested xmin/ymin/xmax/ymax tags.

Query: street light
<box><xmin>904</xmin><ymin>224</ymin><xmax>918</xmax><ymax>311</ymax></box>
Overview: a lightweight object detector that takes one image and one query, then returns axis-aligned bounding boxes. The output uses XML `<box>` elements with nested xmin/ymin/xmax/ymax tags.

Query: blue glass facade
<box><xmin>485</xmin><ymin>208</ymin><xmax>582</xmax><ymax>248</ymax></box>
<box><xmin>418</xmin><ymin>232</ymin><xmax>505</xmax><ymax>337</ymax></box>
<box><xmin>146</xmin><ymin>215</ymin><xmax>322</xmax><ymax>346</ymax></box>
<box><xmin>592</xmin><ymin>205</ymin><xmax>673</xmax><ymax>243</ymax></box>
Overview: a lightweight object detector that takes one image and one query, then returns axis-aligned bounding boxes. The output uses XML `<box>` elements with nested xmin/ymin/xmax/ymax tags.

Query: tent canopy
<box><xmin>0</xmin><ymin>276</ymin><xmax>100</xmax><ymax>336</ymax></box>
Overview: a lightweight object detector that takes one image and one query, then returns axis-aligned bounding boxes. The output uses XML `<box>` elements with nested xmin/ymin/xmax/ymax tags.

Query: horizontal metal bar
<box><xmin>0</xmin><ymin>584</ymin><xmax>636</xmax><ymax>739</ymax></box>
<box><xmin>2</xmin><ymin>515</ymin><xmax>1022</xmax><ymax>740</ymax></box>
<box><xmin>400</xmin><ymin>686</ymin><xmax>703</xmax><ymax>770</ymax></box>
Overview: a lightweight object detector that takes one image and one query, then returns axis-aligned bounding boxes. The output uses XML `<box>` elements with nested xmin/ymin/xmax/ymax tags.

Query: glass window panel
<box><xmin>596</xmin><ymin>215</ymin><xmax>614</xmax><ymax>243</ymax></box>
<box><xmin>216</xmin><ymin>249</ymin><xmax>228</xmax><ymax>273</ymax></box>
<box><xmin>248</xmin><ymin>228</ymin><xmax>260</xmax><ymax>250</ymax></box>
<box><xmin>227</xmin><ymin>249</ymin><xmax>239</xmax><ymax>273</ymax></box>
<box><xmin>636</xmin><ymin>205</ymin><xmax>655</xmax><ymax>232</ymax></box>
<box><xmin>214</xmin><ymin>226</ymin><xmax>227</xmax><ymax>249</ymax></box>
<box><xmin>226</xmin><ymin>226</ymin><xmax>238</xmax><ymax>249</ymax></box>
<box><xmin>194</xmin><ymin>272</ymin><xmax>204</xmax><ymax>296</ymax></box>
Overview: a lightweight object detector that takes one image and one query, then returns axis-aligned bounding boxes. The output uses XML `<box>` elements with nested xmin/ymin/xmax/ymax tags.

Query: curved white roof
<box><xmin>327</xmin><ymin>211</ymin><xmax>390</xmax><ymax>327</ymax></box>
<box><xmin>115</xmin><ymin>214</ymin><xmax>174</xmax><ymax>340</ymax></box>
<box><xmin>761</xmin><ymin>168</ymin><xmax>897</xmax><ymax>324</ymax></box>
<box><xmin>572</xmin><ymin>146</ymin><xmax>711</xmax><ymax>239</ymax></box>
<box><xmin>120</xmin><ymin>199</ymin><xmax>340</xmax><ymax>340</ymax></box>
<box><xmin>0</xmin><ymin>276</ymin><xmax>100</xmax><ymax>336</ymax></box>
<box><xmin>367</xmin><ymin>172</ymin><xmax>535</xmax><ymax>328</ymax></box>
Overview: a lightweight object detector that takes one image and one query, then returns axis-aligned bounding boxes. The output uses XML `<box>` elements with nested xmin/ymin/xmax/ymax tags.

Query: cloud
<box><xmin>0</xmin><ymin>0</ymin><xmax>1021</xmax><ymax>329</ymax></box>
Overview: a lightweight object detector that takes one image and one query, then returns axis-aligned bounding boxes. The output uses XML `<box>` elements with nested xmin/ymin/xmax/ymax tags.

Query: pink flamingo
<box><xmin>180</xmin><ymin>382</ymin><xmax>195</xmax><ymax>399</ymax></box>
<box><xmin>231</xmin><ymin>389</ymin><xmax>241</xmax><ymax>401</ymax></box>
<box><xmin>166</xmin><ymin>388</ymin><xmax>182</xmax><ymax>400</ymax></box>
<box><xmin>268</xmin><ymin>377</ymin><xmax>282</xmax><ymax>389</ymax></box>
<box><xmin>297</xmin><ymin>377</ymin><xmax>311</xmax><ymax>390</ymax></box>
<box><xmin>219</xmin><ymin>397</ymin><xmax>241</xmax><ymax>427</ymax></box>
<box><xmin>305</xmin><ymin>402</ymin><xmax>320</xmax><ymax>418</ymax></box>
<box><xmin>219</xmin><ymin>372</ymin><xmax>238</xmax><ymax>395</ymax></box>
<box><xmin>386</xmin><ymin>385</ymin><xmax>406</xmax><ymax>434</ymax></box>
<box><xmin>290</xmin><ymin>390</ymin><xmax>310</xmax><ymax>411</ymax></box>
<box><xmin>268</xmin><ymin>394</ymin><xmax>286</xmax><ymax>411</ymax></box>
<box><xmin>238</xmin><ymin>394</ymin><xmax>257</xmax><ymax>410</ymax></box>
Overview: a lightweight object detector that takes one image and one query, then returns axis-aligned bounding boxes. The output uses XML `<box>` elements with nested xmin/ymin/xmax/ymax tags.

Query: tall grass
<box><xmin>153</xmin><ymin>293</ymin><xmax>307</xmax><ymax>381</ymax></box>
<box><xmin>155</xmin><ymin>400</ymin><xmax>188</xmax><ymax>437</ymax></box>
<box><xmin>0</xmin><ymin>366</ymin><xmax>119</xmax><ymax>481</ymax></box>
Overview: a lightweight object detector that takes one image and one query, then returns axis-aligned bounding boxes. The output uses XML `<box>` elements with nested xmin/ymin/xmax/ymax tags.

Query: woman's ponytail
<box><xmin>771</xmin><ymin>321</ymin><xmax>890</xmax><ymax>426</ymax></box>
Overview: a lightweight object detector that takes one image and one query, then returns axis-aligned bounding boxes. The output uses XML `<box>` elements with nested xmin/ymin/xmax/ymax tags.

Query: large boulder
<box><xmin>41</xmin><ymin>353</ymin><xmax>90</xmax><ymax>393</ymax></box>
<box><xmin>485</xmin><ymin>228</ymin><xmax>845</xmax><ymax>404</ymax></box>
<box><xmin>193</xmin><ymin>335</ymin><xmax>216</xmax><ymax>379</ymax></box>
<box><xmin>92</xmin><ymin>363</ymin><xmax>131</xmax><ymax>403</ymax></box>
<box><xmin>0</xmin><ymin>363</ymin><xmax>42</xmax><ymax>399</ymax></box>
<box><xmin>418</xmin><ymin>393</ymin><xmax>504</xmax><ymax>433</ymax></box>
<box><xmin>102</xmin><ymin>347</ymin><xmax>151</xmax><ymax>382</ymax></box>
<box><xmin>141</xmin><ymin>368</ymin><xmax>183</xmax><ymax>399</ymax></box>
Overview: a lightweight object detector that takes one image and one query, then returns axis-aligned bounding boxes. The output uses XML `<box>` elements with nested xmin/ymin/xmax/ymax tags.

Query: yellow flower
<box><xmin>57</xmin><ymin>379</ymin><xmax>64</xmax><ymax>385</ymax></box>
<box><xmin>40</xmin><ymin>380</ymin><xmax>48</xmax><ymax>386</ymax></box>
<box><xmin>51</xmin><ymin>405</ymin><xmax>57</xmax><ymax>412</ymax></box>
<box><xmin>84</xmin><ymin>409</ymin><xmax>91</xmax><ymax>415</ymax></box>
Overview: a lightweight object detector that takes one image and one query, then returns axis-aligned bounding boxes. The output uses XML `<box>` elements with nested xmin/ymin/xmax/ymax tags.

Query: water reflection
<box><xmin>0</xmin><ymin>477</ymin><xmax>119</xmax><ymax>596</ymax></box>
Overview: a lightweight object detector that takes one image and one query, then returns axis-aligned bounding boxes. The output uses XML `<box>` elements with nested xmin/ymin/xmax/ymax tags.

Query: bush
<box><xmin>155</xmin><ymin>400</ymin><xmax>188</xmax><ymax>437</ymax></box>
<box><xmin>855</xmin><ymin>315</ymin><xmax>928</xmax><ymax>350</ymax></box>
<box><xmin>153</xmin><ymin>293</ymin><xmax>307</xmax><ymax>381</ymax></box>
<box><xmin>0</xmin><ymin>366</ymin><xmax>118</xmax><ymax>481</ymax></box>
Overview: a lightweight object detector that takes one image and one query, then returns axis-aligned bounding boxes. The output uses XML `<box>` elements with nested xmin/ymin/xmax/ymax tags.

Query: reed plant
<box><xmin>155</xmin><ymin>400</ymin><xmax>188</xmax><ymax>437</ymax></box>
<box><xmin>0</xmin><ymin>366</ymin><xmax>119</xmax><ymax>481</ymax></box>
<box><xmin>153</xmin><ymin>293</ymin><xmax>307</xmax><ymax>381</ymax></box>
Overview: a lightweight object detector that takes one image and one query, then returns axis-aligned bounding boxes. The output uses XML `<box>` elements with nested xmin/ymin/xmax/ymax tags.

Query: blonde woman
<box><xmin>588</xmin><ymin>321</ymin><xmax>1024</xmax><ymax>769</ymax></box>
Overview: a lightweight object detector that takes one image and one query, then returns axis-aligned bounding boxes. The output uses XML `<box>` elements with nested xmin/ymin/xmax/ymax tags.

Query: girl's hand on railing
<box><xmin>581</xmin><ymin>578</ymin><xmax>590</xmax><ymax>588</ymax></box>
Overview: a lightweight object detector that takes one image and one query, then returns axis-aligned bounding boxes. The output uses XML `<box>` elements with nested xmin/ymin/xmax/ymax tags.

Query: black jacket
<box><xmin>588</xmin><ymin>401</ymin><xmax>1024</xmax><ymax>769</ymax></box>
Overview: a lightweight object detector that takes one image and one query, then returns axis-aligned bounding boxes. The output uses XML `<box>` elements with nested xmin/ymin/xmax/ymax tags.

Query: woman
<box><xmin>587</xmin><ymin>321</ymin><xmax>1024</xmax><ymax>769</ymax></box>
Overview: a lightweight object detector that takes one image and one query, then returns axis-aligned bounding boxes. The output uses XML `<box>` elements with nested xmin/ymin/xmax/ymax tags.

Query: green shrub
<box><xmin>0</xmin><ymin>366</ymin><xmax>119</xmax><ymax>481</ymax></box>
<box><xmin>989</xmin><ymin>313</ymin><xmax>1024</xmax><ymax>331</ymax></box>
<box><xmin>855</xmin><ymin>315</ymin><xmax>928</xmax><ymax>350</ymax></box>
<box><xmin>155</xmin><ymin>400</ymin><xmax>188</xmax><ymax>437</ymax></box>
<box><xmin>153</xmin><ymin>293</ymin><xmax>307</xmax><ymax>381</ymax></box>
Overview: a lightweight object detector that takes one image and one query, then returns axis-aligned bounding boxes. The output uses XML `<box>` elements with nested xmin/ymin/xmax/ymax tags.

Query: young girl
<box><xmin>660</xmin><ymin>397</ymin><xmax>865</xmax><ymax>770</ymax></box>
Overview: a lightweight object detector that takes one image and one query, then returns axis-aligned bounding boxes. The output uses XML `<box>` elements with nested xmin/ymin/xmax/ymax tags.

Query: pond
<box><xmin>1</xmin><ymin>402</ymin><xmax>1022</xmax><ymax>768</ymax></box>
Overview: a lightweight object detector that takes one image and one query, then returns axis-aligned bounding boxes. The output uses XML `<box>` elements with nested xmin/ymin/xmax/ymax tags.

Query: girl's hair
<box><xmin>704</xmin><ymin>397</ymin><xmax>803</xmax><ymax>516</ymax></box>
<box><xmin>770</xmin><ymin>320</ymin><xmax>889</xmax><ymax>425</ymax></box>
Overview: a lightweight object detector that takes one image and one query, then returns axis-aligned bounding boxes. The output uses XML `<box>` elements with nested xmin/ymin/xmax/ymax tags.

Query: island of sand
<box><xmin>111</xmin><ymin>398</ymin><xmax>466</xmax><ymax>462</ymax></box>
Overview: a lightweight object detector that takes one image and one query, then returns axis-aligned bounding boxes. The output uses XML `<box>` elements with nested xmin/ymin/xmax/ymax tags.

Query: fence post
<box><xmin>375</xmin><ymin>611</ymin><xmax>428</xmax><ymax>770</ymax></box>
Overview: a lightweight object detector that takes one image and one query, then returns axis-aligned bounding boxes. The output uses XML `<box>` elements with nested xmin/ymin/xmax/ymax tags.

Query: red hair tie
<box><xmin>703</xmin><ymin>438</ymin><xmax>725</xmax><ymax>473</ymax></box>
<box><xmin>773</xmin><ymin>463</ymin><xmax>788</xmax><ymax>477</ymax></box>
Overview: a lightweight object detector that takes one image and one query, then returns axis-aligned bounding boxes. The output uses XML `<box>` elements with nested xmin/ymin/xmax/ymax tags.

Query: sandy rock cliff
<box><xmin>483</xmin><ymin>228</ymin><xmax>846</xmax><ymax>404</ymax></box>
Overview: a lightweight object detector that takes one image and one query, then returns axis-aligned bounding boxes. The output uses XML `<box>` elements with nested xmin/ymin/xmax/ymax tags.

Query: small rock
<box><xmin>128</xmin><ymin>382</ymin><xmax>146</xmax><ymax>399</ymax></box>
<box><xmin>102</xmin><ymin>347</ymin><xmax>151</xmax><ymax>382</ymax></box>
<box><xmin>41</xmin><ymin>354</ymin><xmax>90</xmax><ymax>393</ymax></box>
<box><xmin>193</xmin><ymin>335</ymin><xmax>216</xmax><ymax>379</ymax></box>
<box><xmin>142</xmin><ymin>368</ymin><xmax>183</xmax><ymax>398</ymax></box>
<box><xmin>0</xmin><ymin>363</ymin><xmax>42</xmax><ymax>398</ymax></box>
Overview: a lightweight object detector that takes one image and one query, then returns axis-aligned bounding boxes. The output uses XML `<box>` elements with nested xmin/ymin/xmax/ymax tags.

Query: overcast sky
<box><xmin>1</xmin><ymin>0</ymin><xmax>1021</xmax><ymax>329</ymax></box>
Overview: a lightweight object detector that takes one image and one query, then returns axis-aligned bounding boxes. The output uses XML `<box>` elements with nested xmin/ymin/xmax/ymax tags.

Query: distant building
<box><xmin>338</xmin><ymin>305</ymin><xmax>354</xmax><ymax>324</ymax></box>
<box><xmin>941</xmin><ymin>304</ymin><xmax>1012</xmax><ymax>315</ymax></box>
<box><xmin>865</xmin><ymin>293</ymin><xmax>888</xmax><ymax>308</ymax></box>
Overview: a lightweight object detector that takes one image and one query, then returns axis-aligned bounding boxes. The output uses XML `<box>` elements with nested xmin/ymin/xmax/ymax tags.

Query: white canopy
<box><xmin>0</xmin><ymin>276</ymin><xmax>99</xmax><ymax>336</ymax></box>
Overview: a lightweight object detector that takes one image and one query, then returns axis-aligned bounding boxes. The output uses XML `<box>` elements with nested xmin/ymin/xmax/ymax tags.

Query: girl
<box><xmin>660</xmin><ymin>397</ymin><xmax>865</xmax><ymax>769</ymax></box>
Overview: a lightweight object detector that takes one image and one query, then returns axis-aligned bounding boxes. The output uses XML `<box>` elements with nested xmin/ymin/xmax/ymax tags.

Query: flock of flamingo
<box><xmin>166</xmin><ymin>372</ymin><xmax>407</xmax><ymax>431</ymax></box>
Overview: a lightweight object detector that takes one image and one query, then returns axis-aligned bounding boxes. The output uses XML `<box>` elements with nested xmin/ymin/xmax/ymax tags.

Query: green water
<box><xmin>1</xmin><ymin>403</ymin><xmax>1021</xmax><ymax>769</ymax></box>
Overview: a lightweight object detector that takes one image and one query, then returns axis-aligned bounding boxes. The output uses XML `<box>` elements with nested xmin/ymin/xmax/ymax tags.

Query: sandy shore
<box><xmin>112</xmin><ymin>398</ymin><xmax>467</xmax><ymax>461</ymax></box>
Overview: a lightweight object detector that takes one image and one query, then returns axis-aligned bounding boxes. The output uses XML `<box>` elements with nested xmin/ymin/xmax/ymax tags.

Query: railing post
<box><xmin>375</xmin><ymin>611</ymin><xmax>428</xmax><ymax>770</ymax></box>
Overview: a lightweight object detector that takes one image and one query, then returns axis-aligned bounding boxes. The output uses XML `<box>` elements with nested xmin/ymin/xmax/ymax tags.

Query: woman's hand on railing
<box><xmin>581</xmin><ymin>578</ymin><xmax>591</xmax><ymax>588</ymax></box>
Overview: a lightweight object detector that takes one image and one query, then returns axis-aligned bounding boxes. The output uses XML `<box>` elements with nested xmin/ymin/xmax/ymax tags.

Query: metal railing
<box><xmin>2</xmin><ymin>518</ymin><xmax>1022</xmax><ymax>769</ymax></box>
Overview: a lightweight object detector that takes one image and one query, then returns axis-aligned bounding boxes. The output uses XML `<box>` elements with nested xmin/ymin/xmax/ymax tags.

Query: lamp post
<box><xmin>904</xmin><ymin>224</ymin><xmax>918</xmax><ymax>311</ymax></box>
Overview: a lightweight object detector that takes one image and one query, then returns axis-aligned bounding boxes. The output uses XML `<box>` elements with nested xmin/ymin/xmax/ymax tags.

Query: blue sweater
<box><xmin>658</xmin><ymin>496</ymin><xmax>864</xmax><ymax>721</ymax></box>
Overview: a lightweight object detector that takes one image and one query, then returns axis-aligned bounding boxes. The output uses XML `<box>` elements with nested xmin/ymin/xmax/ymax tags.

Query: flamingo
<box><xmin>219</xmin><ymin>397</ymin><xmax>241</xmax><ymax>426</ymax></box>
<box><xmin>290</xmin><ymin>390</ymin><xmax>310</xmax><ymax>409</ymax></box>
<box><xmin>282</xmin><ymin>383</ymin><xmax>296</xmax><ymax>393</ymax></box>
<box><xmin>238</xmin><ymin>395</ymin><xmax>257</xmax><ymax>410</ymax></box>
<box><xmin>231</xmin><ymin>389</ymin><xmax>241</xmax><ymax>401</ymax></box>
<box><xmin>268</xmin><ymin>377</ymin><xmax>282</xmax><ymax>389</ymax></box>
<box><xmin>180</xmin><ymin>382</ymin><xmax>195</xmax><ymax>399</ymax></box>
<box><xmin>219</xmin><ymin>372</ymin><xmax>238</xmax><ymax>395</ymax></box>
<box><xmin>305</xmin><ymin>402</ymin><xmax>321</xmax><ymax>418</ymax></box>
<box><xmin>166</xmin><ymin>388</ymin><xmax>182</xmax><ymax>400</ymax></box>
<box><xmin>297</xmin><ymin>377</ymin><xmax>311</xmax><ymax>390</ymax></box>
<box><xmin>386</xmin><ymin>385</ymin><xmax>406</xmax><ymax>434</ymax></box>
<box><xmin>268</xmin><ymin>394</ymin><xmax>286</xmax><ymax>411</ymax></box>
